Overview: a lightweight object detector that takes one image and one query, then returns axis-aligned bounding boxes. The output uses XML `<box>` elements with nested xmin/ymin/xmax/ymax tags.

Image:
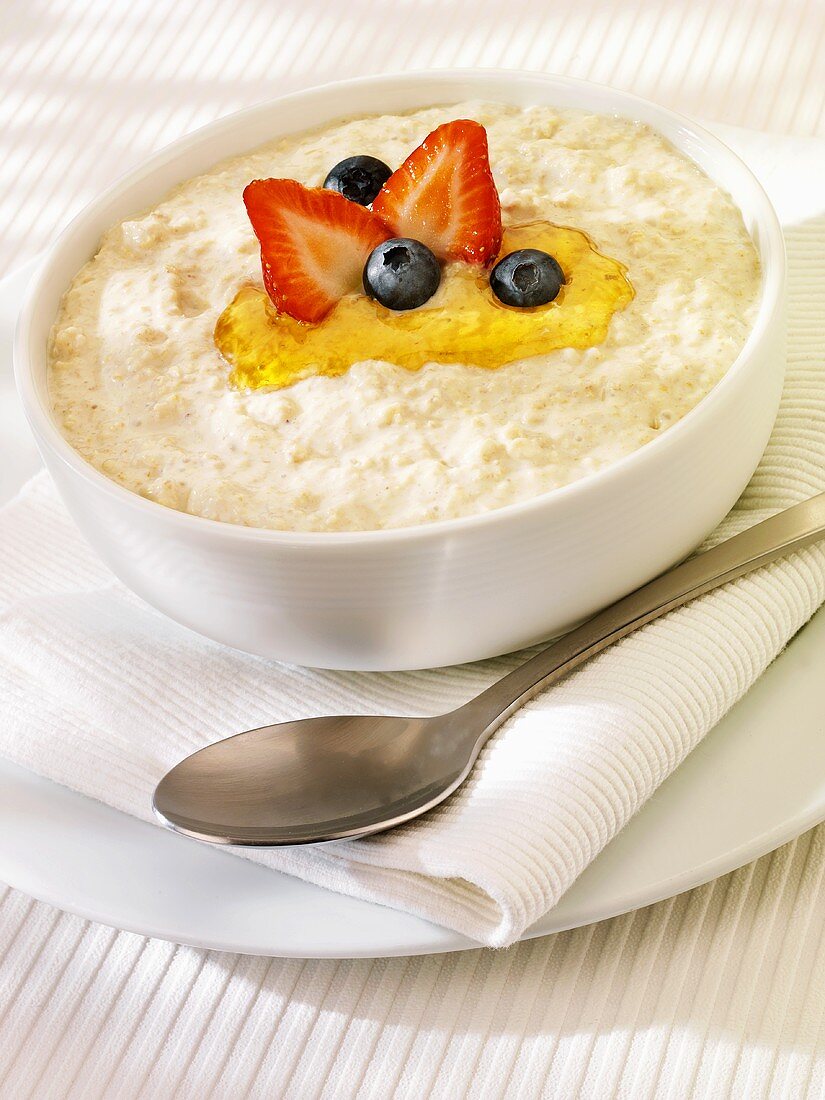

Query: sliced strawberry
<box><xmin>243</xmin><ymin>179</ymin><xmax>391</xmax><ymax>322</ymax></box>
<box><xmin>372</xmin><ymin>120</ymin><xmax>502</xmax><ymax>267</ymax></box>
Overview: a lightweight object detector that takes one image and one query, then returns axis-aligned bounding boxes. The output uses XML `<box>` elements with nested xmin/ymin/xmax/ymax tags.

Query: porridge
<box><xmin>48</xmin><ymin>102</ymin><xmax>761</xmax><ymax>532</ymax></box>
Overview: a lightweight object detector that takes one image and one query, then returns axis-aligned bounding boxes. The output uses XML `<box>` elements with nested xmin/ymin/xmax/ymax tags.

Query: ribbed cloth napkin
<box><xmin>2</xmin><ymin>217</ymin><xmax>823</xmax><ymax>948</ymax></box>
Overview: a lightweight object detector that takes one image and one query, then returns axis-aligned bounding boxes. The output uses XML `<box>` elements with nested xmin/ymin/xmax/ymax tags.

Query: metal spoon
<box><xmin>154</xmin><ymin>493</ymin><xmax>825</xmax><ymax>847</ymax></box>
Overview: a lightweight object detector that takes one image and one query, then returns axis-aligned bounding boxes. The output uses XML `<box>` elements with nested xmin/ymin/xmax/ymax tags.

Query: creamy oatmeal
<box><xmin>48</xmin><ymin>102</ymin><xmax>761</xmax><ymax>532</ymax></box>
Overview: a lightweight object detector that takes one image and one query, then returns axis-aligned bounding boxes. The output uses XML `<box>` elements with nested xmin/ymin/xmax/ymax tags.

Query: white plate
<box><xmin>2</xmin><ymin>124</ymin><xmax>825</xmax><ymax>958</ymax></box>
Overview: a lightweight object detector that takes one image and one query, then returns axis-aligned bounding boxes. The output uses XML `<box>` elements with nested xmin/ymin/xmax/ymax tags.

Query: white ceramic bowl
<box><xmin>15</xmin><ymin>70</ymin><xmax>785</xmax><ymax>670</ymax></box>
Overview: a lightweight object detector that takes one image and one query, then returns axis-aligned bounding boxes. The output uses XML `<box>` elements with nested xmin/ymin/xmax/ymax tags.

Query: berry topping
<box><xmin>490</xmin><ymin>249</ymin><xmax>565</xmax><ymax>308</ymax></box>
<box><xmin>372</xmin><ymin>120</ymin><xmax>502</xmax><ymax>266</ymax></box>
<box><xmin>363</xmin><ymin>238</ymin><xmax>441</xmax><ymax>311</ymax></box>
<box><xmin>323</xmin><ymin>155</ymin><xmax>393</xmax><ymax>206</ymax></box>
<box><xmin>243</xmin><ymin>178</ymin><xmax>391</xmax><ymax>322</ymax></box>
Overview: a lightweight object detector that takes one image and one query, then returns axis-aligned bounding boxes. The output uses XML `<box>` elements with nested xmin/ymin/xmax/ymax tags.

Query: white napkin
<box><xmin>2</xmin><ymin>216</ymin><xmax>824</xmax><ymax>948</ymax></box>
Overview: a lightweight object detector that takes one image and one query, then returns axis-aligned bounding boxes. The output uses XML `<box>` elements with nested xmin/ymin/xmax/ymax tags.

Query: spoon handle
<box><xmin>462</xmin><ymin>493</ymin><xmax>825</xmax><ymax>734</ymax></box>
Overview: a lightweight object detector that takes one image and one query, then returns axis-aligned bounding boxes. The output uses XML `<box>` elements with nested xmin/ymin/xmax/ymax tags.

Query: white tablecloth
<box><xmin>2</xmin><ymin>2</ymin><xmax>825</xmax><ymax>1096</ymax></box>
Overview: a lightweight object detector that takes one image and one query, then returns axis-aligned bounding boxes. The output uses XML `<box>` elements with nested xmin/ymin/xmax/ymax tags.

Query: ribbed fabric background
<box><xmin>3</xmin><ymin>1</ymin><xmax>825</xmax><ymax>1096</ymax></box>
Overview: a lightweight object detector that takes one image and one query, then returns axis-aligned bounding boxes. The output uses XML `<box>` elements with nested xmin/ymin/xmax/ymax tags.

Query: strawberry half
<box><xmin>243</xmin><ymin>179</ymin><xmax>391</xmax><ymax>322</ymax></box>
<box><xmin>372</xmin><ymin>120</ymin><xmax>502</xmax><ymax>267</ymax></box>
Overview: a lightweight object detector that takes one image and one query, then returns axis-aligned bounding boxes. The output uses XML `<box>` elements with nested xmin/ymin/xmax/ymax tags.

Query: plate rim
<box><xmin>3</xmin><ymin>752</ymin><xmax>825</xmax><ymax>958</ymax></box>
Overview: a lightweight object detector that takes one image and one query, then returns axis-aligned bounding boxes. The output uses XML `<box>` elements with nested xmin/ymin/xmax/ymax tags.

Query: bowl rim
<box><xmin>15</xmin><ymin>67</ymin><xmax>786</xmax><ymax>548</ymax></box>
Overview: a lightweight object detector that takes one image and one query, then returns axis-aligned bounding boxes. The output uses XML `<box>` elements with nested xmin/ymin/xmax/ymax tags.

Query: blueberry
<box><xmin>490</xmin><ymin>249</ymin><xmax>565</xmax><ymax>308</ymax></box>
<box><xmin>323</xmin><ymin>156</ymin><xmax>393</xmax><ymax>206</ymax></box>
<box><xmin>363</xmin><ymin>238</ymin><xmax>441</xmax><ymax>311</ymax></box>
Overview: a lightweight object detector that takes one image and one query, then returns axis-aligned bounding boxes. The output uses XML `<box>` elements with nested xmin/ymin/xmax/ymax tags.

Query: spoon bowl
<box><xmin>154</xmin><ymin>713</ymin><xmax>472</xmax><ymax>845</ymax></box>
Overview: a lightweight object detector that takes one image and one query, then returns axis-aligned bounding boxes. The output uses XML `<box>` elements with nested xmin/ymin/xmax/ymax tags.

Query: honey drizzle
<box><xmin>215</xmin><ymin>222</ymin><xmax>633</xmax><ymax>391</ymax></box>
